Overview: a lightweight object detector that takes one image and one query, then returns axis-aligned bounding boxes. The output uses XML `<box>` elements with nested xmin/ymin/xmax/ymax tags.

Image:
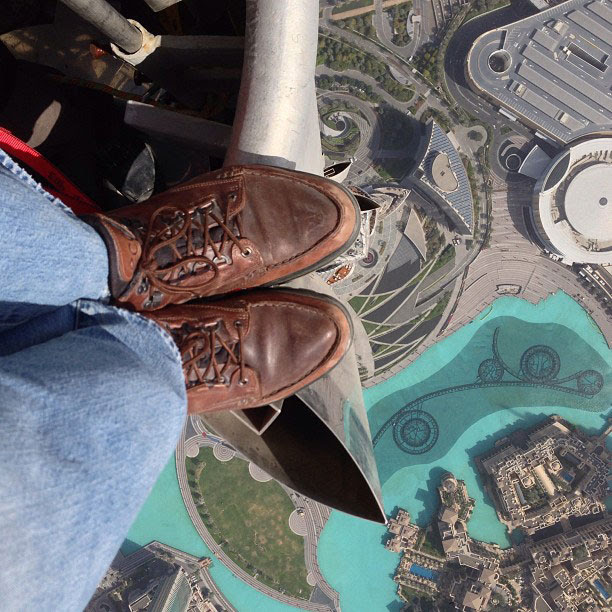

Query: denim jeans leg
<box><xmin>0</xmin><ymin>151</ymin><xmax>110</xmax><ymax>321</ymax></box>
<box><xmin>0</xmin><ymin>300</ymin><xmax>187</xmax><ymax>612</ymax></box>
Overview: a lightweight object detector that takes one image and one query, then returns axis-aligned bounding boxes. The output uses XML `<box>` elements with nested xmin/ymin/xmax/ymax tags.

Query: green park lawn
<box><xmin>186</xmin><ymin>447</ymin><xmax>312</xmax><ymax>599</ymax></box>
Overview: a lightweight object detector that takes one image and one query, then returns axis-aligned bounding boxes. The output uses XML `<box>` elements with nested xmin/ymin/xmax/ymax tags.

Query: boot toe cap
<box><xmin>239</xmin><ymin>166</ymin><xmax>360</xmax><ymax>276</ymax></box>
<box><xmin>243</xmin><ymin>292</ymin><xmax>352</xmax><ymax>402</ymax></box>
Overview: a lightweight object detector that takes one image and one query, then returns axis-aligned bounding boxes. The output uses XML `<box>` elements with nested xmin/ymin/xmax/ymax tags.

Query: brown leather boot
<box><xmin>144</xmin><ymin>289</ymin><xmax>352</xmax><ymax>414</ymax></box>
<box><xmin>84</xmin><ymin>165</ymin><xmax>360</xmax><ymax>311</ymax></box>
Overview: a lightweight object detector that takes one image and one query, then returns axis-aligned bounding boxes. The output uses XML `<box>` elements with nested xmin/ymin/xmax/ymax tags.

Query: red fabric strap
<box><xmin>0</xmin><ymin>127</ymin><xmax>100</xmax><ymax>214</ymax></box>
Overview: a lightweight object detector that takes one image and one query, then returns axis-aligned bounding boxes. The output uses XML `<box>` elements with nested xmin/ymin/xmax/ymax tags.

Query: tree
<box><xmin>468</xmin><ymin>130</ymin><xmax>484</xmax><ymax>142</ymax></box>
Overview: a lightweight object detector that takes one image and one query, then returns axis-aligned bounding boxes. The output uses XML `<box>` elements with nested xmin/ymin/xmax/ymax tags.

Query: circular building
<box><xmin>531</xmin><ymin>138</ymin><xmax>612</xmax><ymax>265</ymax></box>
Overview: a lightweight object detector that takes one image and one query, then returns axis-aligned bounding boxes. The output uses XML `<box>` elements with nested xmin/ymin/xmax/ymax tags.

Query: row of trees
<box><xmin>468</xmin><ymin>0</ymin><xmax>510</xmax><ymax>20</ymax></box>
<box><xmin>336</xmin><ymin>14</ymin><xmax>376</xmax><ymax>39</ymax></box>
<box><xmin>316</xmin><ymin>73</ymin><xmax>383</xmax><ymax>103</ymax></box>
<box><xmin>331</xmin><ymin>0</ymin><xmax>372</xmax><ymax>15</ymax></box>
<box><xmin>387</xmin><ymin>1</ymin><xmax>412</xmax><ymax>47</ymax></box>
<box><xmin>421</xmin><ymin>213</ymin><xmax>446</xmax><ymax>260</ymax></box>
<box><xmin>411</xmin><ymin>42</ymin><xmax>440</xmax><ymax>84</ymax></box>
<box><xmin>317</xmin><ymin>34</ymin><xmax>413</xmax><ymax>101</ymax></box>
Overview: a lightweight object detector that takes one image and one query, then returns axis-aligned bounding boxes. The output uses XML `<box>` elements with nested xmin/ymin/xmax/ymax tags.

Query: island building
<box><xmin>437</xmin><ymin>472</ymin><xmax>476</xmax><ymax>557</ymax></box>
<box><xmin>408</xmin><ymin>119</ymin><xmax>474</xmax><ymax>236</ymax></box>
<box><xmin>477</xmin><ymin>416</ymin><xmax>609</xmax><ymax>535</ymax></box>
<box><xmin>385</xmin><ymin>508</ymin><xmax>420</xmax><ymax>553</ymax></box>
<box><xmin>387</xmin><ymin>419</ymin><xmax>611</xmax><ymax>611</ymax></box>
<box><xmin>466</xmin><ymin>0</ymin><xmax>612</xmax><ymax>145</ymax></box>
<box><xmin>387</xmin><ymin>474</ymin><xmax>504</xmax><ymax>611</ymax></box>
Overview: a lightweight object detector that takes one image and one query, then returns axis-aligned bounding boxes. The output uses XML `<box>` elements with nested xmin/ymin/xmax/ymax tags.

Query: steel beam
<box><xmin>224</xmin><ymin>0</ymin><xmax>324</xmax><ymax>173</ymax></box>
<box><xmin>212</xmin><ymin>0</ymin><xmax>384</xmax><ymax>522</ymax></box>
<box><xmin>141</xmin><ymin>0</ymin><xmax>182</xmax><ymax>11</ymax></box>
<box><xmin>58</xmin><ymin>0</ymin><xmax>142</xmax><ymax>54</ymax></box>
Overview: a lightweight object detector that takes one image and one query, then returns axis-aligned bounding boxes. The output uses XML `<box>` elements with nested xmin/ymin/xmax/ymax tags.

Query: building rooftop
<box><xmin>533</xmin><ymin>137</ymin><xmax>612</xmax><ymax>265</ymax></box>
<box><xmin>431</xmin><ymin>152</ymin><xmax>459</xmax><ymax>192</ymax></box>
<box><xmin>412</xmin><ymin>120</ymin><xmax>474</xmax><ymax>234</ymax></box>
<box><xmin>564</xmin><ymin>163</ymin><xmax>612</xmax><ymax>240</ymax></box>
<box><xmin>467</xmin><ymin>0</ymin><xmax>612</xmax><ymax>144</ymax></box>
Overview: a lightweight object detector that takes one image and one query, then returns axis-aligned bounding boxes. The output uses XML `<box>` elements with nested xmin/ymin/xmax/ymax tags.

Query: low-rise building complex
<box><xmin>467</xmin><ymin>0</ymin><xmax>612</xmax><ymax>145</ymax></box>
<box><xmin>386</xmin><ymin>417</ymin><xmax>611</xmax><ymax>611</ymax></box>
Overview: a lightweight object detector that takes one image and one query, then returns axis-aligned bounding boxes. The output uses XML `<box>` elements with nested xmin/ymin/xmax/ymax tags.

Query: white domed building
<box><xmin>531</xmin><ymin>138</ymin><xmax>612</xmax><ymax>266</ymax></box>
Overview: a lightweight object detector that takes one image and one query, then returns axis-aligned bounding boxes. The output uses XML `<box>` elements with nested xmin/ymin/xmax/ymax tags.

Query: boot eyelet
<box><xmin>234</xmin><ymin>320</ymin><xmax>243</xmax><ymax>328</ymax></box>
<box><xmin>212</xmin><ymin>255</ymin><xmax>230</xmax><ymax>265</ymax></box>
<box><xmin>241</xmin><ymin>247</ymin><xmax>252</xmax><ymax>258</ymax></box>
<box><xmin>216</xmin><ymin>375</ymin><xmax>228</xmax><ymax>385</ymax></box>
<box><xmin>229</xmin><ymin>192</ymin><xmax>237</xmax><ymax>202</ymax></box>
<box><xmin>238</xmin><ymin>377</ymin><xmax>249</xmax><ymax>386</ymax></box>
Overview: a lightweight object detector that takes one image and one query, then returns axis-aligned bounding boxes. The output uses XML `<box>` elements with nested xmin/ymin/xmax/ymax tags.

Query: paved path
<box><xmin>330</xmin><ymin>0</ymin><xmax>408</xmax><ymax>20</ymax></box>
<box><xmin>178</xmin><ymin>418</ymin><xmax>339</xmax><ymax>611</ymax></box>
<box><xmin>445</xmin><ymin>186</ymin><xmax>612</xmax><ymax>344</ymax></box>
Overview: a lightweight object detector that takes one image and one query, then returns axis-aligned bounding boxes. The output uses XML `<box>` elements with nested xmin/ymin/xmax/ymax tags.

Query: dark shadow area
<box><xmin>377</xmin><ymin>236</ymin><xmax>421</xmax><ymax>293</ymax></box>
<box><xmin>412</xmin><ymin>466</ymin><xmax>447</xmax><ymax>525</ymax></box>
<box><xmin>366</xmin><ymin>282</ymin><xmax>415</xmax><ymax>323</ymax></box>
<box><xmin>464</xmin><ymin>410</ymin><xmax>551</xmax><ymax>461</ymax></box>
<box><xmin>505</xmin><ymin>175</ymin><xmax>538</xmax><ymax>243</ymax></box>
<box><xmin>120</xmin><ymin>538</ymin><xmax>142</xmax><ymax>556</ymax></box>
<box><xmin>386</xmin><ymin>600</ymin><xmax>404</xmax><ymax>612</ymax></box>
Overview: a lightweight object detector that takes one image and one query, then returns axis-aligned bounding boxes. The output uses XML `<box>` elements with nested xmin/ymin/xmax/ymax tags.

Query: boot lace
<box><xmin>181</xmin><ymin>320</ymin><xmax>247</xmax><ymax>389</ymax></box>
<box><xmin>133</xmin><ymin>197</ymin><xmax>252</xmax><ymax>302</ymax></box>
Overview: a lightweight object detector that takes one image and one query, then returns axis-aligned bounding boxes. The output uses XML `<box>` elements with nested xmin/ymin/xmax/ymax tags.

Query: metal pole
<box><xmin>59</xmin><ymin>0</ymin><xmax>143</xmax><ymax>54</ymax></box>
<box><xmin>224</xmin><ymin>0</ymin><xmax>324</xmax><ymax>173</ymax></box>
<box><xmin>141</xmin><ymin>0</ymin><xmax>182</xmax><ymax>11</ymax></box>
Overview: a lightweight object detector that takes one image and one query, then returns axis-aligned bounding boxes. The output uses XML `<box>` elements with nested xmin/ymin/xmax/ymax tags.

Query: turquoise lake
<box><xmin>124</xmin><ymin>292</ymin><xmax>611</xmax><ymax>612</ymax></box>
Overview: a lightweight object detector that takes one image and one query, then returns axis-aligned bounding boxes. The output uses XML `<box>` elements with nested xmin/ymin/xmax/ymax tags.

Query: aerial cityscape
<box><xmin>77</xmin><ymin>0</ymin><xmax>610</xmax><ymax>611</ymax></box>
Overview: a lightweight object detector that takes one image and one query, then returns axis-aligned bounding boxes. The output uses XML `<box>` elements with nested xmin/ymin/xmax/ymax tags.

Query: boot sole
<box><xmin>262</xmin><ymin>180</ymin><xmax>362</xmax><ymax>287</ymax></box>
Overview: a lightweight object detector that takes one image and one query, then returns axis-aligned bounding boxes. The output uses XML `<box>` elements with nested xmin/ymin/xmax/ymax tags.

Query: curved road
<box><xmin>372</xmin><ymin>0</ymin><xmax>413</xmax><ymax>59</ymax></box>
<box><xmin>321</xmin><ymin>5</ymin><xmax>429</xmax><ymax>98</ymax></box>
<box><xmin>318</xmin><ymin>89</ymin><xmax>382</xmax><ymax>180</ymax></box>
<box><xmin>317</xmin><ymin>64</ymin><xmax>414</xmax><ymax>109</ymax></box>
<box><xmin>443</xmin><ymin>3</ymin><xmax>535</xmax><ymax>135</ymax></box>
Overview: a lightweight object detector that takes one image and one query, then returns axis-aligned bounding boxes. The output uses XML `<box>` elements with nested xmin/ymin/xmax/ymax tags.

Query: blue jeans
<box><xmin>0</xmin><ymin>150</ymin><xmax>187</xmax><ymax>611</ymax></box>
